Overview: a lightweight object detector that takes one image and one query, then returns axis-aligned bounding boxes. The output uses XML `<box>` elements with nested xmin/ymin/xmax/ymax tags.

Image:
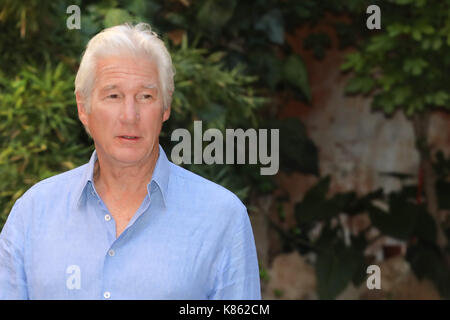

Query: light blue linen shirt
<box><xmin>0</xmin><ymin>145</ymin><xmax>261</xmax><ymax>299</ymax></box>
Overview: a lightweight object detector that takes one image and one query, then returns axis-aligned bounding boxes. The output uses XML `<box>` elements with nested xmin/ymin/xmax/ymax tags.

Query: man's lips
<box><xmin>117</xmin><ymin>135</ymin><xmax>141</xmax><ymax>141</ymax></box>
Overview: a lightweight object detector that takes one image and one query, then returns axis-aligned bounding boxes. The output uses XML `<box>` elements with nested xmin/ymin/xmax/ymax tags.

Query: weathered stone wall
<box><xmin>251</xmin><ymin>14</ymin><xmax>449</xmax><ymax>299</ymax></box>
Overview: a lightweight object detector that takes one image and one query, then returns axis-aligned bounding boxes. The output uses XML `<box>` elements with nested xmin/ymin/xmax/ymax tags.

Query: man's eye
<box><xmin>108</xmin><ymin>94</ymin><xmax>120</xmax><ymax>99</ymax></box>
<box><xmin>140</xmin><ymin>94</ymin><xmax>153</xmax><ymax>100</ymax></box>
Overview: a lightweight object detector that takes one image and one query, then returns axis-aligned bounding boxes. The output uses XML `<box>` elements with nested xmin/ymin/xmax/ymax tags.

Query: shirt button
<box><xmin>108</xmin><ymin>249</ymin><xmax>115</xmax><ymax>257</ymax></box>
<box><xmin>104</xmin><ymin>214</ymin><xmax>111</xmax><ymax>221</ymax></box>
<box><xmin>103</xmin><ymin>291</ymin><xmax>111</xmax><ymax>299</ymax></box>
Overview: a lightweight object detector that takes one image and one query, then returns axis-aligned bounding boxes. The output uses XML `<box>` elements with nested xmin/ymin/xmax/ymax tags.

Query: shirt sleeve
<box><xmin>0</xmin><ymin>198</ymin><xmax>29</xmax><ymax>299</ymax></box>
<box><xmin>209</xmin><ymin>203</ymin><xmax>261</xmax><ymax>300</ymax></box>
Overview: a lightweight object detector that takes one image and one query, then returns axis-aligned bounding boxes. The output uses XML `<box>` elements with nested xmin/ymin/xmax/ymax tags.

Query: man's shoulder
<box><xmin>168</xmin><ymin>162</ymin><xmax>246</xmax><ymax>211</ymax></box>
<box><xmin>20</xmin><ymin>164</ymin><xmax>88</xmax><ymax>201</ymax></box>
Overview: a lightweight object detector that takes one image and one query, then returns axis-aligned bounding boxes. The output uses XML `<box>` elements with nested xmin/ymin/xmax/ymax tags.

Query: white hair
<box><xmin>75</xmin><ymin>23</ymin><xmax>175</xmax><ymax>112</ymax></box>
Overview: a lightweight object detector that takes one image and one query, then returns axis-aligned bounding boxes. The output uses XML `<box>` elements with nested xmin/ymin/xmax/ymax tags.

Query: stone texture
<box><xmin>282</xmin><ymin>25</ymin><xmax>421</xmax><ymax>196</ymax></box>
<box><xmin>262</xmin><ymin>251</ymin><xmax>317</xmax><ymax>300</ymax></box>
<box><xmin>250</xmin><ymin>14</ymin><xmax>449</xmax><ymax>300</ymax></box>
<box><xmin>359</xmin><ymin>256</ymin><xmax>442</xmax><ymax>300</ymax></box>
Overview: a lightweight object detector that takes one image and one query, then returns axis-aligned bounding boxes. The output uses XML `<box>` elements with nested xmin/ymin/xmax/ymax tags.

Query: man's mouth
<box><xmin>118</xmin><ymin>135</ymin><xmax>140</xmax><ymax>141</ymax></box>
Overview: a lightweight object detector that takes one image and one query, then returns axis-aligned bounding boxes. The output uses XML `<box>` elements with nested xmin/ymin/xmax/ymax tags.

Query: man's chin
<box><xmin>112</xmin><ymin>152</ymin><xmax>148</xmax><ymax>165</ymax></box>
<box><xmin>95</xmin><ymin>140</ymin><xmax>159</xmax><ymax>166</ymax></box>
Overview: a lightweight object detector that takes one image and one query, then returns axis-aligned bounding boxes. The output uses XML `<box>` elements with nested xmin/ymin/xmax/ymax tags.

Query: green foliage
<box><xmin>290</xmin><ymin>176</ymin><xmax>378</xmax><ymax>299</ymax></box>
<box><xmin>259</xmin><ymin>262</ymin><xmax>270</xmax><ymax>283</ymax></box>
<box><xmin>282</xmin><ymin>55</ymin><xmax>311</xmax><ymax>102</ymax></box>
<box><xmin>407</xmin><ymin>241</ymin><xmax>450</xmax><ymax>298</ymax></box>
<box><xmin>335</xmin><ymin>0</ymin><xmax>450</xmax><ymax>298</ymax></box>
<box><xmin>168</xmin><ymin>42</ymin><xmax>264</xmax><ymax>131</ymax></box>
<box><xmin>159</xmin><ymin>39</ymin><xmax>270</xmax><ymax>200</ymax></box>
<box><xmin>316</xmin><ymin>230</ymin><xmax>366</xmax><ymax>300</ymax></box>
<box><xmin>0</xmin><ymin>2</ymin><xmax>83</xmax><ymax>75</ymax></box>
<box><xmin>254</xmin><ymin>9</ymin><xmax>285</xmax><ymax>45</ymax></box>
<box><xmin>0</xmin><ymin>60</ymin><xmax>91</xmax><ymax>225</ymax></box>
<box><xmin>294</xmin><ymin>177</ymin><xmax>340</xmax><ymax>223</ymax></box>
<box><xmin>266</xmin><ymin>118</ymin><xmax>318</xmax><ymax>176</ymax></box>
<box><xmin>368</xmin><ymin>193</ymin><xmax>436</xmax><ymax>242</ymax></box>
<box><xmin>128</xmin><ymin>0</ymin><xmax>342</xmax><ymax>102</ymax></box>
<box><xmin>341</xmin><ymin>0</ymin><xmax>450</xmax><ymax>116</ymax></box>
<box><xmin>276</xmin><ymin>163</ymin><xmax>449</xmax><ymax>299</ymax></box>
<box><xmin>103</xmin><ymin>8</ymin><xmax>133</xmax><ymax>27</ymax></box>
<box><xmin>196</xmin><ymin>0</ymin><xmax>237</xmax><ymax>33</ymax></box>
<box><xmin>0</xmin><ymin>0</ymin><xmax>56</xmax><ymax>38</ymax></box>
<box><xmin>303</xmin><ymin>32</ymin><xmax>332</xmax><ymax>60</ymax></box>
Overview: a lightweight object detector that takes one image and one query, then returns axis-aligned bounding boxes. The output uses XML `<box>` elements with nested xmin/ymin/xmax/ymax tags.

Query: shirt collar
<box><xmin>148</xmin><ymin>144</ymin><xmax>170</xmax><ymax>207</ymax></box>
<box><xmin>75</xmin><ymin>144</ymin><xmax>170</xmax><ymax>208</ymax></box>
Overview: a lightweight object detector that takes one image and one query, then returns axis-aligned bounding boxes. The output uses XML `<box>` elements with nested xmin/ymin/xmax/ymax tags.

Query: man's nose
<box><xmin>119</xmin><ymin>95</ymin><xmax>140</xmax><ymax>123</ymax></box>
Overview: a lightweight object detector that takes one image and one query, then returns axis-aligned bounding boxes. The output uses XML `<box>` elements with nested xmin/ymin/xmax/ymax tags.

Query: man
<box><xmin>0</xmin><ymin>23</ymin><xmax>261</xmax><ymax>299</ymax></box>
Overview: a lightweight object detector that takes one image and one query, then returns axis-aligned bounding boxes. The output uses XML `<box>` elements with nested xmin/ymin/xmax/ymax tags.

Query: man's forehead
<box><xmin>96</xmin><ymin>55</ymin><xmax>158</xmax><ymax>75</ymax></box>
<box><xmin>93</xmin><ymin>56</ymin><xmax>159</xmax><ymax>91</ymax></box>
<box><xmin>97</xmin><ymin>54</ymin><xmax>156</xmax><ymax>68</ymax></box>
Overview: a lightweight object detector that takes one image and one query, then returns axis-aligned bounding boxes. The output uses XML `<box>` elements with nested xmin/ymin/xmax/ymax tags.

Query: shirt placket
<box><xmin>94</xmin><ymin>186</ymin><xmax>153</xmax><ymax>299</ymax></box>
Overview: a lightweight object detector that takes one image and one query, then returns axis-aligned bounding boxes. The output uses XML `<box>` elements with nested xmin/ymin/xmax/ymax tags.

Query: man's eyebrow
<box><xmin>99</xmin><ymin>84</ymin><xmax>157</xmax><ymax>91</ymax></box>
<box><xmin>101</xmin><ymin>84</ymin><xmax>117</xmax><ymax>91</ymax></box>
<box><xmin>142</xmin><ymin>84</ymin><xmax>157</xmax><ymax>89</ymax></box>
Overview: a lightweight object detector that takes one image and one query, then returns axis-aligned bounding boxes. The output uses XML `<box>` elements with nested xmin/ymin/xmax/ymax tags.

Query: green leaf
<box><xmin>387</xmin><ymin>23</ymin><xmax>406</xmax><ymax>37</ymax></box>
<box><xmin>367</xmin><ymin>35</ymin><xmax>395</xmax><ymax>53</ymax></box>
<box><xmin>283</xmin><ymin>55</ymin><xmax>311</xmax><ymax>101</ymax></box>
<box><xmin>433</xmin><ymin>91</ymin><xmax>449</xmax><ymax>106</ymax></box>
<box><xmin>345</xmin><ymin>76</ymin><xmax>375</xmax><ymax>95</ymax></box>
<box><xmin>403</xmin><ymin>58</ymin><xmax>428</xmax><ymax>76</ymax></box>
<box><xmin>394</xmin><ymin>0</ymin><xmax>414</xmax><ymax>5</ymax></box>
<box><xmin>267</xmin><ymin>118</ymin><xmax>318</xmax><ymax>175</ymax></box>
<box><xmin>316</xmin><ymin>241</ymin><xmax>363</xmax><ymax>299</ymax></box>
<box><xmin>126</xmin><ymin>0</ymin><xmax>160</xmax><ymax>17</ymax></box>
<box><xmin>197</xmin><ymin>0</ymin><xmax>237</xmax><ymax>32</ymax></box>
<box><xmin>436</xmin><ymin>180</ymin><xmax>450</xmax><ymax>209</ymax></box>
<box><xmin>412</xmin><ymin>206</ymin><xmax>437</xmax><ymax>244</ymax></box>
<box><xmin>351</xmin><ymin>234</ymin><xmax>369</xmax><ymax>286</ymax></box>
<box><xmin>250</xmin><ymin>52</ymin><xmax>283</xmax><ymax>90</ymax></box>
<box><xmin>294</xmin><ymin>176</ymin><xmax>342</xmax><ymax>224</ymax></box>
<box><xmin>103</xmin><ymin>8</ymin><xmax>133</xmax><ymax>28</ymax></box>
<box><xmin>432</xmin><ymin>38</ymin><xmax>442</xmax><ymax>50</ymax></box>
<box><xmin>407</xmin><ymin>241</ymin><xmax>450</xmax><ymax>299</ymax></box>
<box><xmin>303</xmin><ymin>33</ymin><xmax>331</xmax><ymax>59</ymax></box>
<box><xmin>412</xmin><ymin>29</ymin><xmax>422</xmax><ymax>41</ymax></box>
<box><xmin>368</xmin><ymin>193</ymin><xmax>420</xmax><ymax>240</ymax></box>
<box><xmin>254</xmin><ymin>9</ymin><xmax>285</xmax><ymax>45</ymax></box>
<box><xmin>341</xmin><ymin>52</ymin><xmax>363</xmax><ymax>72</ymax></box>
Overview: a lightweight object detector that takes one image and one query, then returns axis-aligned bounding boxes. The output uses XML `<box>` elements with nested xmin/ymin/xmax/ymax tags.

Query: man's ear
<box><xmin>76</xmin><ymin>92</ymin><xmax>89</xmax><ymax>127</ymax></box>
<box><xmin>162</xmin><ymin>91</ymin><xmax>172</xmax><ymax>122</ymax></box>
<box><xmin>162</xmin><ymin>105</ymin><xmax>171</xmax><ymax>122</ymax></box>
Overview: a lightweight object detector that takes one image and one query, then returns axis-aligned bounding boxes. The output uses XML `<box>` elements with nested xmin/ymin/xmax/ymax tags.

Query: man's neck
<box><xmin>93</xmin><ymin>147</ymin><xmax>159</xmax><ymax>200</ymax></box>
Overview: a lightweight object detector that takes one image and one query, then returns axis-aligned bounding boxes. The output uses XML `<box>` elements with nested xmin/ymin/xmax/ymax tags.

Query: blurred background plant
<box><xmin>338</xmin><ymin>0</ymin><xmax>450</xmax><ymax>298</ymax></box>
<box><xmin>269</xmin><ymin>0</ymin><xmax>449</xmax><ymax>299</ymax></box>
